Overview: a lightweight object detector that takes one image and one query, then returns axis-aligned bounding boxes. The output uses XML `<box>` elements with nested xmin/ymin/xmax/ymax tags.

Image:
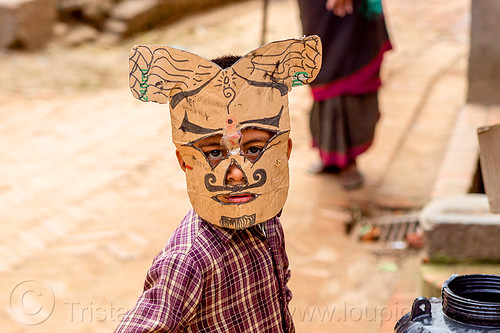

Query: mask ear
<box><xmin>129</xmin><ymin>45</ymin><xmax>220</xmax><ymax>104</ymax></box>
<box><xmin>232</xmin><ymin>35</ymin><xmax>322</xmax><ymax>92</ymax></box>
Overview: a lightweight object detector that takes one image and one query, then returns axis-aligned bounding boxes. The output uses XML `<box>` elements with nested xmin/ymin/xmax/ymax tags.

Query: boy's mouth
<box><xmin>215</xmin><ymin>193</ymin><xmax>257</xmax><ymax>204</ymax></box>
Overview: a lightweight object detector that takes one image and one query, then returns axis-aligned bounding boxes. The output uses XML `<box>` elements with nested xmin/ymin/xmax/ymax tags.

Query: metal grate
<box><xmin>354</xmin><ymin>213</ymin><xmax>421</xmax><ymax>246</ymax></box>
<box><xmin>375</xmin><ymin>214</ymin><xmax>420</xmax><ymax>242</ymax></box>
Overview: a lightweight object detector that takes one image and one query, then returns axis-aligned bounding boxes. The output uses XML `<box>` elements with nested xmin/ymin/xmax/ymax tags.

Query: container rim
<box><xmin>442</xmin><ymin>274</ymin><xmax>500</xmax><ymax>327</ymax></box>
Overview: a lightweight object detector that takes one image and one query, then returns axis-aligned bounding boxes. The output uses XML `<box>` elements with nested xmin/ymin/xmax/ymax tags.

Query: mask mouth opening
<box><xmin>213</xmin><ymin>192</ymin><xmax>258</xmax><ymax>205</ymax></box>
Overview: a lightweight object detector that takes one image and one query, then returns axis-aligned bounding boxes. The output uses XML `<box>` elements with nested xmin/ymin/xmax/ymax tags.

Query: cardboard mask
<box><xmin>129</xmin><ymin>36</ymin><xmax>322</xmax><ymax>229</ymax></box>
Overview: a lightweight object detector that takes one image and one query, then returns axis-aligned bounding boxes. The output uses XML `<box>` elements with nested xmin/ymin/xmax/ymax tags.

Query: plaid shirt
<box><xmin>115</xmin><ymin>209</ymin><xmax>294</xmax><ymax>332</ymax></box>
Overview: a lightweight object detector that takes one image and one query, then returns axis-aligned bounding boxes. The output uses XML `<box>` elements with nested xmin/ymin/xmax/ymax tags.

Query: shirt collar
<box><xmin>193</xmin><ymin>210</ymin><xmax>275</xmax><ymax>244</ymax></box>
<box><xmin>208</xmin><ymin>223</ymin><xmax>237</xmax><ymax>244</ymax></box>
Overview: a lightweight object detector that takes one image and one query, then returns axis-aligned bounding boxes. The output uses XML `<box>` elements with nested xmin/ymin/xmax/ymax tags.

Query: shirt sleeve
<box><xmin>115</xmin><ymin>253</ymin><xmax>203</xmax><ymax>332</ymax></box>
<box><xmin>282</xmin><ymin>246</ymin><xmax>293</xmax><ymax>304</ymax></box>
<box><xmin>277</xmin><ymin>218</ymin><xmax>293</xmax><ymax>303</ymax></box>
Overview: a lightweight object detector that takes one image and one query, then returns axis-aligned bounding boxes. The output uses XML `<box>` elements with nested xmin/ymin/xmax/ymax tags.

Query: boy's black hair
<box><xmin>211</xmin><ymin>55</ymin><xmax>241</xmax><ymax>69</ymax></box>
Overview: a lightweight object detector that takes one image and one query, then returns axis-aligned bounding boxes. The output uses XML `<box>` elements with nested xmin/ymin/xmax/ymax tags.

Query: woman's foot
<box><xmin>339</xmin><ymin>163</ymin><xmax>364</xmax><ymax>190</ymax></box>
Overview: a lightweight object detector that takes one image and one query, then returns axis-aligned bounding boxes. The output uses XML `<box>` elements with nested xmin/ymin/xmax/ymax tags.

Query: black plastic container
<box><xmin>395</xmin><ymin>274</ymin><xmax>500</xmax><ymax>333</ymax></box>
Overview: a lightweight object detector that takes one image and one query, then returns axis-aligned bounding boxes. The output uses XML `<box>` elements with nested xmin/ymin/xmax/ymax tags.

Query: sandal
<box><xmin>339</xmin><ymin>164</ymin><xmax>364</xmax><ymax>190</ymax></box>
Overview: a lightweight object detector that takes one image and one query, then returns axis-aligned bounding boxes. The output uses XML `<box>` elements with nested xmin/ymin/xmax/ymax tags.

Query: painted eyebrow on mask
<box><xmin>179</xmin><ymin>106</ymin><xmax>283</xmax><ymax>135</ymax></box>
<box><xmin>240</xmin><ymin>106</ymin><xmax>282</xmax><ymax>128</ymax></box>
<box><xmin>179</xmin><ymin>111</ymin><xmax>223</xmax><ymax>135</ymax></box>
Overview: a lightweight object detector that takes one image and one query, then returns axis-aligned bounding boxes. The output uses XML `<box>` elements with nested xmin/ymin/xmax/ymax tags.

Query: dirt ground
<box><xmin>0</xmin><ymin>0</ymin><xmax>469</xmax><ymax>332</ymax></box>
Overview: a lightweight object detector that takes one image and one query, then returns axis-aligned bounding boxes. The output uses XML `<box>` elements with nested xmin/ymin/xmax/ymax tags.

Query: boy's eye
<box><xmin>207</xmin><ymin>150</ymin><xmax>224</xmax><ymax>159</ymax></box>
<box><xmin>203</xmin><ymin>149</ymin><xmax>227</xmax><ymax>167</ymax></box>
<box><xmin>248</xmin><ymin>147</ymin><xmax>261</xmax><ymax>154</ymax></box>
<box><xmin>244</xmin><ymin>146</ymin><xmax>264</xmax><ymax>161</ymax></box>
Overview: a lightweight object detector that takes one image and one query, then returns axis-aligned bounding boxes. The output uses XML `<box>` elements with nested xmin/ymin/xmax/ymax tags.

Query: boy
<box><xmin>116</xmin><ymin>36</ymin><xmax>322</xmax><ymax>332</ymax></box>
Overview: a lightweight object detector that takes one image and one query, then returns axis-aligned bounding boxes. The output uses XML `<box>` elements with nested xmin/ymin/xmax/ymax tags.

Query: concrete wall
<box><xmin>467</xmin><ymin>0</ymin><xmax>500</xmax><ymax>104</ymax></box>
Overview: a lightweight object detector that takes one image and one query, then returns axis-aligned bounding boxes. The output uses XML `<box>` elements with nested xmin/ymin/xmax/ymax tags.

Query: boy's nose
<box><xmin>225</xmin><ymin>162</ymin><xmax>247</xmax><ymax>185</ymax></box>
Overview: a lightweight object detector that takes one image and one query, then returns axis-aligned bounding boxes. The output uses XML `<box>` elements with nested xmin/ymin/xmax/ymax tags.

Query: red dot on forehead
<box><xmin>227</xmin><ymin>119</ymin><xmax>233</xmax><ymax>124</ymax></box>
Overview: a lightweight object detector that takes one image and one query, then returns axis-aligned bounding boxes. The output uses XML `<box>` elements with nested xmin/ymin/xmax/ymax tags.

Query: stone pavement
<box><xmin>0</xmin><ymin>0</ymin><xmax>475</xmax><ymax>332</ymax></box>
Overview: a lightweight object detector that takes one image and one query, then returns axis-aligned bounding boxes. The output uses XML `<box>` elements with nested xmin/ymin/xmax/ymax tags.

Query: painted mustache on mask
<box><xmin>204</xmin><ymin>169</ymin><xmax>267</xmax><ymax>193</ymax></box>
